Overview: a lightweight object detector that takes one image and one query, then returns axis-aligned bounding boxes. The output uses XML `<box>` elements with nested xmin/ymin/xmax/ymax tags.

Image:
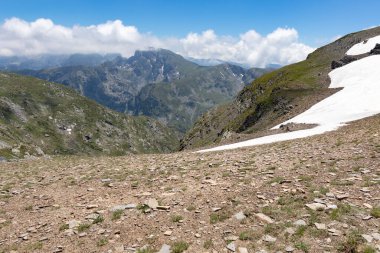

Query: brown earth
<box><xmin>0</xmin><ymin>114</ymin><xmax>379</xmax><ymax>253</ymax></box>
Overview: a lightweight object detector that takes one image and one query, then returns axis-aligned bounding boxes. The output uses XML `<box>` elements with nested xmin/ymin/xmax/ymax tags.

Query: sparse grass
<box><xmin>93</xmin><ymin>215</ymin><xmax>104</xmax><ymax>224</ymax></box>
<box><xmin>210</xmin><ymin>211</ymin><xmax>230</xmax><ymax>224</ymax></box>
<box><xmin>203</xmin><ymin>239</ymin><xmax>213</xmax><ymax>249</ymax></box>
<box><xmin>338</xmin><ymin>230</ymin><xmax>364</xmax><ymax>252</ymax></box>
<box><xmin>370</xmin><ymin>206</ymin><xmax>380</xmax><ymax>218</ymax></box>
<box><xmin>97</xmin><ymin>238</ymin><xmax>108</xmax><ymax>247</ymax></box>
<box><xmin>239</xmin><ymin>230</ymin><xmax>254</xmax><ymax>241</ymax></box>
<box><xmin>26</xmin><ymin>242</ymin><xmax>43</xmax><ymax>251</ymax></box>
<box><xmin>77</xmin><ymin>223</ymin><xmax>91</xmax><ymax>232</ymax></box>
<box><xmin>24</xmin><ymin>205</ymin><xmax>33</xmax><ymax>211</ymax></box>
<box><xmin>171</xmin><ymin>215</ymin><xmax>183</xmax><ymax>223</ymax></box>
<box><xmin>295</xmin><ymin>226</ymin><xmax>307</xmax><ymax>238</ymax></box>
<box><xmin>59</xmin><ymin>223</ymin><xmax>69</xmax><ymax>232</ymax></box>
<box><xmin>330</xmin><ymin>203</ymin><xmax>352</xmax><ymax>220</ymax></box>
<box><xmin>363</xmin><ymin>246</ymin><xmax>376</xmax><ymax>253</ymax></box>
<box><xmin>171</xmin><ymin>241</ymin><xmax>189</xmax><ymax>253</ymax></box>
<box><xmin>136</xmin><ymin>248</ymin><xmax>155</xmax><ymax>253</ymax></box>
<box><xmin>295</xmin><ymin>241</ymin><xmax>309</xmax><ymax>252</ymax></box>
<box><xmin>186</xmin><ymin>205</ymin><xmax>196</xmax><ymax>211</ymax></box>
<box><xmin>111</xmin><ymin>209</ymin><xmax>124</xmax><ymax>220</ymax></box>
<box><xmin>137</xmin><ymin>204</ymin><xmax>150</xmax><ymax>213</ymax></box>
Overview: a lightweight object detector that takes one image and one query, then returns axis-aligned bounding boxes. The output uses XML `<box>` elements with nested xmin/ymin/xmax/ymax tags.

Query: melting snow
<box><xmin>346</xmin><ymin>35</ymin><xmax>380</xmax><ymax>55</ymax></box>
<box><xmin>198</xmin><ymin>54</ymin><xmax>380</xmax><ymax>152</ymax></box>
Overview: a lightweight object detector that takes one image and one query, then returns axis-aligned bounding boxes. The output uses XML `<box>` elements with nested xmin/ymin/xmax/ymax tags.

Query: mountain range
<box><xmin>14</xmin><ymin>49</ymin><xmax>270</xmax><ymax>133</ymax></box>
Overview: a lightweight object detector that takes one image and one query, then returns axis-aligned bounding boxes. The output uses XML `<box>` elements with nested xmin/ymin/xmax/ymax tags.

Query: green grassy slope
<box><xmin>0</xmin><ymin>72</ymin><xmax>179</xmax><ymax>159</ymax></box>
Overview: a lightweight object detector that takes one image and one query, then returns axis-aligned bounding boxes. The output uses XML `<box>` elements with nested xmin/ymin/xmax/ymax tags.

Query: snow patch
<box><xmin>346</xmin><ymin>35</ymin><xmax>380</xmax><ymax>55</ymax></box>
<box><xmin>197</xmin><ymin>55</ymin><xmax>380</xmax><ymax>152</ymax></box>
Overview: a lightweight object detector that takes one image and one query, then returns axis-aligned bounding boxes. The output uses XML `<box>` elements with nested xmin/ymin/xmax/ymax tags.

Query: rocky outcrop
<box><xmin>370</xmin><ymin>43</ymin><xmax>380</xmax><ymax>55</ymax></box>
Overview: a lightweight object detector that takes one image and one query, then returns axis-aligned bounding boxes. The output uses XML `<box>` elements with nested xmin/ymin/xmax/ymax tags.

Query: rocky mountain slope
<box><xmin>0</xmin><ymin>113</ymin><xmax>379</xmax><ymax>253</ymax></box>
<box><xmin>18</xmin><ymin>49</ymin><xmax>269</xmax><ymax>133</ymax></box>
<box><xmin>181</xmin><ymin>26</ymin><xmax>380</xmax><ymax>150</ymax></box>
<box><xmin>0</xmin><ymin>72</ymin><xmax>178</xmax><ymax>159</ymax></box>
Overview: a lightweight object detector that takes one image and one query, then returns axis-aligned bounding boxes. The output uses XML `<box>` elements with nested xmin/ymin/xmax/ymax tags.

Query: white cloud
<box><xmin>0</xmin><ymin>18</ymin><xmax>314</xmax><ymax>67</ymax></box>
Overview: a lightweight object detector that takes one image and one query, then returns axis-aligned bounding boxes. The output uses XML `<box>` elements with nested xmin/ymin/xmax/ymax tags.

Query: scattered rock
<box><xmin>293</xmin><ymin>219</ymin><xmax>307</xmax><ymax>227</ymax></box>
<box><xmin>362</xmin><ymin>234</ymin><xmax>373</xmax><ymax>243</ymax></box>
<box><xmin>285</xmin><ymin>246</ymin><xmax>295</xmax><ymax>252</ymax></box>
<box><xmin>262</xmin><ymin>235</ymin><xmax>277</xmax><ymax>243</ymax></box>
<box><xmin>255</xmin><ymin>213</ymin><xmax>274</xmax><ymax>224</ymax></box>
<box><xmin>238</xmin><ymin>247</ymin><xmax>248</xmax><ymax>253</ymax></box>
<box><xmin>336</xmin><ymin>194</ymin><xmax>349</xmax><ymax>200</ymax></box>
<box><xmin>305</xmin><ymin>203</ymin><xmax>326</xmax><ymax>211</ymax></box>
<box><xmin>145</xmin><ymin>198</ymin><xmax>159</xmax><ymax>209</ymax></box>
<box><xmin>226</xmin><ymin>242</ymin><xmax>236</xmax><ymax>252</ymax></box>
<box><xmin>314</xmin><ymin>223</ymin><xmax>327</xmax><ymax>230</ymax></box>
<box><xmin>157</xmin><ymin>244</ymin><xmax>171</xmax><ymax>253</ymax></box>
<box><xmin>234</xmin><ymin>211</ymin><xmax>246</xmax><ymax>221</ymax></box>
<box><xmin>163</xmin><ymin>230</ymin><xmax>172</xmax><ymax>236</ymax></box>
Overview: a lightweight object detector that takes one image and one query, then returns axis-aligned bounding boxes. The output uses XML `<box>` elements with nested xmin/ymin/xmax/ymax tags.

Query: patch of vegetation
<box><xmin>93</xmin><ymin>215</ymin><xmax>104</xmax><ymax>224</ymax></box>
<box><xmin>97</xmin><ymin>238</ymin><xmax>108</xmax><ymax>247</ymax></box>
<box><xmin>77</xmin><ymin>223</ymin><xmax>91</xmax><ymax>232</ymax></box>
<box><xmin>203</xmin><ymin>239</ymin><xmax>213</xmax><ymax>249</ymax></box>
<box><xmin>370</xmin><ymin>206</ymin><xmax>380</xmax><ymax>218</ymax></box>
<box><xmin>186</xmin><ymin>205</ymin><xmax>196</xmax><ymax>211</ymax></box>
<box><xmin>136</xmin><ymin>248</ymin><xmax>155</xmax><ymax>253</ymax></box>
<box><xmin>239</xmin><ymin>230</ymin><xmax>254</xmax><ymax>241</ymax></box>
<box><xmin>330</xmin><ymin>203</ymin><xmax>352</xmax><ymax>220</ymax></box>
<box><xmin>171</xmin><ymin>215</ymin><xmax>183</xmax><ymax>223</ymax></box>
<box><xmin>295</xmin><ymin>241</ymin><xmax>309</xmax><ymax>252</ymax></box>
<box><xmin>363</xmin><ymin>246</ymin><xmax>376</xmax><ymax>253</ymax></box>
<box><xmin>210</xmin><ymin>211</ymin><xmax>230</xmax><ymax>224</ymax></box>
<box><xmin>59</xmin><ymin>223</ymin><xmax>69</xmax><ymax>232</ymax></box>
<box><xmin>111</xmin><ymin>209</ymin><xmax>124</xmax><ymax>220</ymax></box>
<box><xmin>338</xmin><ymin>230</ymin><xmax>364</xmax><ymax>252</ymax></box>
<box><xmin>137</xmin><ymin>204</ymin><xmax>150</xmax><ymax>213</ymax></box>
<box><xmin>171</xmin><ymin>241</ymin><xmax>189</xmax><ymax>253</ymax></box>
<box><xmin>26</xmin><ymin>242</ymin><xmax>43</xmax><ymax>251</ymax></box>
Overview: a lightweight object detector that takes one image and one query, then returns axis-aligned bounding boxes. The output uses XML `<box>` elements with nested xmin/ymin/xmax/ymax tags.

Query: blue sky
<box><xmin>0</xmin><ymin>0</ymin><xmax>379</xmax><ymax>66</ymax></box>
<box><xmin>0</xmin><ymin>0</ymin><xmax>379</xmax><ymax>46</ymax></box>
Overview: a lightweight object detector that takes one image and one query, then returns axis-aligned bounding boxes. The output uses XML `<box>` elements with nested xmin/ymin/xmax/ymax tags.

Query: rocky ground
<box><xmin>0</xmin><ymin>115</ymin><xmax>379</xmax><ymax>253</ymax></box>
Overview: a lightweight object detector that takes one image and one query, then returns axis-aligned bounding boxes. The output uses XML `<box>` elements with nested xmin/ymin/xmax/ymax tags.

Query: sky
<box><xmin>0</xmin><ymin>0</ymin><xmax>379</xmax><ymax>67</ymax></box>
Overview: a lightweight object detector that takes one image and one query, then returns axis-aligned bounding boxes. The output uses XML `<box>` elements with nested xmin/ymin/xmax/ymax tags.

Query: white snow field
<box><xmin>346</xmin><ymin>35</ymin><xmax>380</xmax><ymax>55</ymax></box>
<box><xmin>198</xmin><ymin>53</ymin><xmax>380</xmax><ymax>153</ymax></box>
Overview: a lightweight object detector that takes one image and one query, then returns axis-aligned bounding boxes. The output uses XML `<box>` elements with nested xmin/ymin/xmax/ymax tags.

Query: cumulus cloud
<box><xmin>0</xmin><ymin>18</ymin><xmax>314</xmax><ymax>67</ymax></box>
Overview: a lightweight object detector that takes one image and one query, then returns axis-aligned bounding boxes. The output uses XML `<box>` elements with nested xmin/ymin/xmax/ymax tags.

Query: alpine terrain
<box><xmin>17</xmin><ymin>49</ymin><xmax>270</xmax><ymax>133</ymax></box>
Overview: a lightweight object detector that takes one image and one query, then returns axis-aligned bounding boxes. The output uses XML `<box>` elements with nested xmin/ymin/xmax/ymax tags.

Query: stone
<box><xmin>326</xmin><ymin>204</ymin><xmax>338</xmax><ymax>210</ymax></box>
<box><xmin>224</xmin><ymin>235</ymin><xmax>239</xmax><ymax>241</ymax></box>
<box><xmin>226</xmin><ymin>242</ymin><xmax>236</xmax><ymax>252</ymax></box>
<box><xmin>255</xmin><ymin>213</ymin><xmax>274</xmax><ymax>224</ymax></box>
<box><xmin>336</xmin><ymin>194</ymin><xmax>349</xmax><ymax>200</ymax></box>
<box><xmin>157</xmin><ymin>244</ymin><xmax>171</xmax><ymax>253</ymax></box>
<box><xmin>263</xmin><ymin>235</ymin><xmax>277</xmax><ymax>243</ymax></box>
<box><xmin>293</xmin><ymin>219</ymin><xmax>307</xmax><ymax>226</ymax></box>
<box><xmin>78</xmin><ymin>232</ymin><xmax>87</xmax><ymax>237</ymax></box>
<box><xmin>85</xmin><ymin>213</ymin><xmax>100</xmax><ymax>220</ymax></box>
<box><xmin>164</xmin><ymin>230</ymin><xmax>172</xmax><ymax>236</ymax></box>
<box><xmin>362</xmin><ymin>234</ymin><xmax>373</xmax><ymax>243</ymax></box>
<box><xmin>314</xmin><ymin>223</ymin><xmax>327</xmax><ymax>230</ymax></box>
<box><xmin>238</xmin><ymin>247</ymin><xmax>248</xmax><ymax>253</ymax></box>
<box><xmin>157</xmin><ymin>206</ymin><xmax>170</xmax><ymax>210</ymax></box>
<box><xmin>234</xmin><ymin>211</ymin><xmax>246</xmax><ymax>221</ymax></box>
<box><xmin>110</xmin><ymin>204</ymin><xmax>136</xmax><ymax>212</ymax></box>
<box><xmin>284</xmin><ymin>227</ymin><xmax>295</xmax><ymax>235</ymax></box>
<box><xmin>305</xmin><ymin>203</ymin><xmax>326</xmax><ymax>211</ymax></box>
<box><xmin>285</xmin><ymin>246</ymin><xmax>295</xmax><ymax>252</ymax></box>
<box><xmin>195</xmin><ymin>233</ymin><xmax>201</xmax><ymax>238</ymax></box>
<box><xmin>0</xmin><ymin>218</ymin><xmax>7</xmax><ymax>224</ymax></box>
<box><xmin>68</xmin><ymin>220</ymin><xmax>80</xmax><ymax>229</ymax></box>
<box><xmin>372</xmin><ymin>233</ymin><xmax>380</xmax><ymax>241</ymax></box>
<box><xmin>86</xmin><ymin>204</ymin><xmax>98</xmax><ymax>209</ymax></box>
<box><xmin>212</xmin><ymin>207</ymin><xmax>222</xmax><ymax>212</ymax></box>
<box><xmin>145</xmin><ymin>198</ymin><xmax>159</xmax><ymax>209</ymax></box>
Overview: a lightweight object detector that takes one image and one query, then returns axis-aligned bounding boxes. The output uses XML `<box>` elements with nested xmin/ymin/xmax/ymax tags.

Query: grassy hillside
<box><xmin>181</xmin><ymin>26</ymin><xmax>380</xmax><ymax>149</ymax></box>
<box><xmin>0</xmin><ymin>72</ymin><xmax>179</xmax><ymax>159</ymax></box>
